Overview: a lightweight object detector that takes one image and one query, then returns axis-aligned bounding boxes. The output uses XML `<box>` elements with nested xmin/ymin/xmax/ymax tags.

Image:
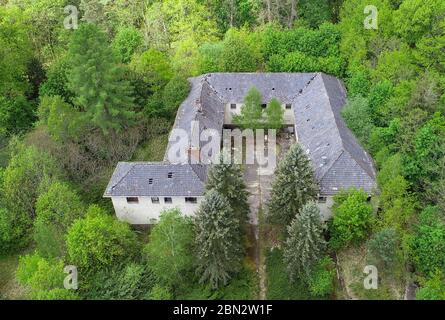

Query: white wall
<box><xmin>317</xmin><ymin>196</ymin><xmax>334</xmax><ymax>222</ymax></box>
<box><xmin>111</xmin><ymin>196</ymin><xmax>203</xmax><ymax>224</ymax></box>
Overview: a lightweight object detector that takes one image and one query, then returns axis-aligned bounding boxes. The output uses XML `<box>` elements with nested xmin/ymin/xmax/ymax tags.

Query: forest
<box><xmin>0</xmin><ymin>0</ymin><xmax>444</xmax><ymax>300</ymax></box>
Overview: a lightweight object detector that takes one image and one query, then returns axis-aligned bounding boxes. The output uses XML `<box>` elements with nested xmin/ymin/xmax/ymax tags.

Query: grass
<box><xmin>265</xmin><ymin>248</ymin><xmax>312</xmax><ymax>300</ymax></box>
<box><xmin>336</xmin><ymin>243</ymin><xmax>406</xmax><ymax>300</ymax></box>
<box><xmin>0</xmin><ymin>250</ymin><xmax>30</xmax><ymax>300</ymax></box>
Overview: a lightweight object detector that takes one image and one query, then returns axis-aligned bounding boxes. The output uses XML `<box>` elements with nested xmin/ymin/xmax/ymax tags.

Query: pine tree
<box><xmin>265</xmin><ymin>97</ymin><xmax>284</xmax><ymax>130</ymax></box>
<box><xmin>67</xmin><ymin>23</ymin><xmax>136</xmax><ymax>135</ymax></box>
<box><xmin>195</xmin><ymin>190</ymin><xmax>242</xmax><ymax>289</ymax></box>
<box><xmin>283</xmin><ymin>201</ymin><xmax>326</xmax><ymax>282</ymax></box>
<box><xmin>206</xmin><ymin>157</ymin><xmax>250</xmax><ymax>229</ymax></box>
<box><xmin>267</xmin><ymin>143</ymin><xmax>318</xmax><ymax>226</ymax></box>
<box><xmin>233</xmin><ymin>86</ymin><xmax>263</xmax><ymax>129</ymax></box>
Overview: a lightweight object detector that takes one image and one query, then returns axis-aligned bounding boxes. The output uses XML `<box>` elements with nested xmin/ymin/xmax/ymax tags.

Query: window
<box><xmin>148</xmin><ymin>178</ymin><xmax>153</xmax><ymax>185</ymax></box>
<box><xmin>151</xmin><ymin>197</ymin><xmax>159</xmax><ymax>204</ymax></box>
<box><xmin>230</xmin><ymin>104</ymin><xmax>236</xmax><ymax>110</ymax></box>
<box><xmin>318</xmin><ymin>196</ymin><xmax>327</xmax><ymax>203</ymax></box>
<box><xmin>126</xmin><ymin>197</ymin><xmax>139</xmax><ymax>204</ymax></box>
<box><xmin>164</xmin><ymin>197</ymin><xmax>172</xmax><ymax>204</ymax></box>
<box><xmin>261</xmin><ymin>103</ymin><xmax>267</xmax><ymax>109</ymax></box>
<box><xmin>185</xmin><ymin>197</ymin><xmax>197</xmax><ymax>204</ymax></box>
<box><xmin>167</xmin><ymin>172</ymin><xmax>173</xmax><ymax>178</ymax></box>
<box><xmin>285</xmin><ymin>104</ymin><xmax>292</xmax><ymax>110</ymax></box>
<box><xmin>367</xmin><ymin>196</ymin><xmax>372</xmax><ymax>202</ymax></box>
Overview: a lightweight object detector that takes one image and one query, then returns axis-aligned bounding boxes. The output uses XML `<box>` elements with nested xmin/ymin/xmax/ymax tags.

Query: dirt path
<box><xmin>244</xmin><ymin>133</ymin><xmax>294</xmax><ymax>300</ymax></box>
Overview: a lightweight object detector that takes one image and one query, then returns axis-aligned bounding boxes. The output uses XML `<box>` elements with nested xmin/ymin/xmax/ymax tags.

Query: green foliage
<box><xmin>266</xmin><ymin>248</ymin><xmax>312</xmax><ymax>300</ymax></box>
<box><xmin>38</xmin><ymin>58</ymin><xmax>73</xmax><ymax>103</ymax></box>
<box><xmin>65</xmin><ymin>205</ymin><xmax>138</xmax><ymax>273</ymax></box>
<box><xmin>67</xmin><ymin>23</ymin><xmax>136</xmax><ymax>134</ymax></box>
<box><xmin>195</xmin><ymin>190</ymin><xmax>242</xmax><ymax>289</ymax></box>
<box><xmin>83</xmin><ymin>263</ymin><xmax>156</xmax><ymax>300</ymax></box>
<box><xmin>265</xmin><ymin>98</ymin><xmax>284</xmax><ymax>130</ymax></box>
<box><xmin>410</xmin><ymin>209</ymin><xmax>445</xmax><ymax>276</ymax></box>
<box><xmin>130</xmin><ymin>48</ymin><xmax>173</xmax><ymax>92</ymax></box>
<box><xmin>162</xmin><ymin>76</ymin><xmax>191</xmax><ymax>116</ymax></box>
<box><xmin>308</xmin><ymin>257</ymin><xmax>335</xmax><ymax>298</ymax></box>
<box><xmin>330</xmin><ymin>189</ymin><xmax>374</xmax><ymax>250</ymax></box>
<box><xmin>206</xmin><ymin>157</ymin><xmax>250</xmax><ymax>230</ymax></box>
<box><xmin>16</xmin><ymin>251</ymin><xmax>76</xmax><ymax>299</ymax></box>
<box><xmin>148</xmin><ymin>284</ymin><xmax>174</xmax><ymax>300</ymax></box>
<box><xmin>341</xmin><ymin>96</ymin><xmax>374</xmax><ymax>144</ymax></box>
<box><xmin>144</xmin><ymin>209</ymin><xmax>195</xmax><ymax>287</ymax></box>
<box><xmin>0</xmin><ymin>144</ymin><xmax>60</xmax><ymax>251</ymax></box>
<box><xmin>233</xmin><ymin>86</ymin><xmax>263</xmax><ymax>129</ymax></box>
<box><xmin>220</xmin><ymin>29</ymin><xmax>257</xmax><ymax>72</ymax></box>
<box><xmin>267</xmin><ymin>143</ymin><xmax>318</xmax><ymax>226</ymax></box>
<box><xmin>366</xmin><ymin>229</ymin><xmax>398</xmax><ymax>268</ymax></box>
<box><xmin>113</xmin><ymin>26</ymin><xmax>143</xmax><ymax>64</ymax></box>
<box><xmin>416</xmin><ymin>270</ymin><xmax>445</xmax><ymax>300</ymax></box>
<box><xmin>0</xmin><ymin>95</ymin><xmax>36</xmax><ymax>136</ymax></box>
<box><xmin>284</xmin><ymin>202</ymin><xmax>326</xmax><ymax>282</ymax></box>
<box><xmin>299</xmin><ymin>0</ymin><xmax>332</xmax><ymax>28</ymax></box>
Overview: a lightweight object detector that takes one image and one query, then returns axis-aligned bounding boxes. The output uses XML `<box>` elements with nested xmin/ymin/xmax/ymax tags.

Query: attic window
<box><xmin>148</xmin><ymin>178</ymin><xmax>153</xmax><ymax>185</ymax></box>
<box><xmin>285</xmin><ymin>104</ymin><xmax>292</xmax><ymax>109</ymax></box>
<box><xmin>261</xmin><ymin>103</ymin><xmax>267</xmax><ymax>109</ymax></box>
<box><xmin>272</xmin><ymin>88</ymin><xmax>275</xmax><ymax>91</ymax></box>
<box><xmin>306</xmin><ymin>119</ymin><xmax>310</xmax><ymax>122</ymax></box>
<box><xmin>230</xmin><ymin>104</ymin><xmax>237</xmax><ymax>110</ymax></box>
<box><xmin>167</xmin><ymin>172</ymin><xmax>173</xmax><ymax>178</ymax></box>
<box><xmin>126</xmin><ymin>197</ymin><xmax>139</xmax><ymax>204</ymax></box>
<box><xmin>229</xmin><ymin>88</ymin><xmax>232</xmax><ymax>90</ymax></box>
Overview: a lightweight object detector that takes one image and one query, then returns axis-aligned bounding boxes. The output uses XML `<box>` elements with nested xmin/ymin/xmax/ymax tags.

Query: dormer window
<box><xmin>285</xmin><ymin>104</ymin><xmax>292</xmax><ymax>109</ymax></box>
<box><xmin>167</xmin><ymin>172</ymin><xmax>173</xmax><ymax>178</ymax></box>
<box><xmin>230</xmin><ymin>104</ymin><xmax>236</xmax><ymax>110</ymax></box>
<box><xmin>148</xmin><ymin>178</ymin><xmax>153</xmax><ymax>185</ymax></box>
<box><xmin>261</xmin><ymin>104</ymin><xmax>267</xmax><ymax>109</ymax></box>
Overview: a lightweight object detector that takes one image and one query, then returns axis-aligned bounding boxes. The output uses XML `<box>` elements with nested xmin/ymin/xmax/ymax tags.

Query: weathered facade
<box><xmin>104</xmin><ymin>73</ymin><xmax>377</xmax><ymax>224</ymax></box>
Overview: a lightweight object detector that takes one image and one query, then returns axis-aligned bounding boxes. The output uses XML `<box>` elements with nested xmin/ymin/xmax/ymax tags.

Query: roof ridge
<box><xmin>290</xmin><ymin>72</ymin><xmax>319</xmax><ymax>102</ymax></box>
<box><xmin>318</xmin><ymin>149</ymin><xmax>344</xmax><ymax>181</ymax></box>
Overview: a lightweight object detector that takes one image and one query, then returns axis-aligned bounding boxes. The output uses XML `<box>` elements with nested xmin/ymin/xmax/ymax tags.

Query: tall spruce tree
<box><xmin>233</xmin><ymin>86</ymin><xmax>263</xmax><ymax>129</ymax></box>
<box><xmin>267</xmin><ymin>143</ymin><xmax>318</xmax><ymax>226</ymax></box>
<box><xmin>67</xmin><ymin>23</ymin><xmax>136</xmax><ymax>135</ymax></box>
<box><xmin>206</xmin><ymin>157</ymin><xmax>250</xmax><ymax>229</ymax></box>
<box><xmin>283</xmin><ymin>201</ymin><xmax>326</xmax><ymax>282</ymax></box>
<box><xmin>195</xmin><ymin>190</ymin><xmax>242</xmax><ymax>289</ymax></box>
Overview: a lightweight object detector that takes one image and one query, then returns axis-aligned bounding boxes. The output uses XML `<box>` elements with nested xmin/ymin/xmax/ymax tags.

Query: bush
<box><xmin>330</xmin><ymin>189</ymin><xmax>374</xmax><ymax>250</ymax></box>
<box><xmin>148</xmin><ymin>284</ymin><xmax>173</xmax><ymax>300</ymax></box>
<box><xmin>308</xmin><ymin>257</ymin><xmax>335</xmax><ymax>298</ymax></box>
<box><xmin>416</xmin><ymin>270</ymin><xmax>445</xmax><ymax>300</ymax></box>
<box><xmin>65</xmin><ymin>205</ymin><xmax>138</xmax><ymax>273</ymax></box>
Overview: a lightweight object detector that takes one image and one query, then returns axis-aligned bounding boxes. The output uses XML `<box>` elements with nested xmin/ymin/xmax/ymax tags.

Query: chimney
<box><xmin>188</xmin><ymin>147</ymin><xmax>200</xmax><ymax>164</ymax></box>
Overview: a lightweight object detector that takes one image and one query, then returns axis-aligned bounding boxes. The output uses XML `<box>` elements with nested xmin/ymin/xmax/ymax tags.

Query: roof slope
<box><xmin>104</xmin><ymin>162</ymin><xmax>208</xmax><ymax>197</ymax></box>
<box><xmin>293</xmin><ymin>73</ymin><xmax>377</xmax><ymax>194</ymax></box>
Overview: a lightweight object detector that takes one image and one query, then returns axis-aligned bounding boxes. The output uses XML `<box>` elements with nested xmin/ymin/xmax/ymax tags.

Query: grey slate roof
<box><xmin>105</xmin><ymin>72</ymin><xmax>377</xmax><ymax>198</ymax></box>
<box><xmin>104</xmin><ymin>162</ymin><xmax>208</xmax><ymax>197</ymax></box>
<box><xmin>293</xmin><ymin>73</ymin><xmax>376</xmax><ymax>195</ymax></box>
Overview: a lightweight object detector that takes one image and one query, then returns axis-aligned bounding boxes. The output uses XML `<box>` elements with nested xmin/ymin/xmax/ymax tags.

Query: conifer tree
<box><xmin>267</xmin><ymin>143</ymin><xmax>318</xmax><ymax>226</ymax></box>
<box><xmin>206</xmin><ymin>157</ymin><xmax>250</xmax><ymax>229</ymax></box>
<box><xmin>233</xmin><ymin>86</ymin><xmax>263</xmax><ymax>129</ymax></box>
<box><xmin>283</xmin><ymin>201</ymin><xmax>326</xmax><ymax>282</ymax></box>
<box><xmin>67</xmin><ymin>23</ymin><xmax>136</xmax><ymax>135</ymax></box>
<box><xmin>266</xmin><ymin>97</ymin><xmax>284</xmax><ymax>130</ymax></box>
<box><xmin>195</xmin><ymin>190</ymin><xmax>242</xmax><ymax>289</ymax></box>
